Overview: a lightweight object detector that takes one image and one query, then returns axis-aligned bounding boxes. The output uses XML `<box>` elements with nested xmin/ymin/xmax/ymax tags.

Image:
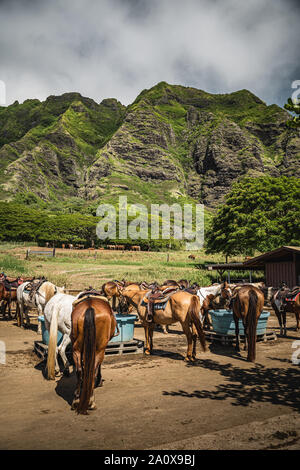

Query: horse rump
<box><xmin>188</xmin><ymin>295</ymin><xmax>206</xmax><ymax>352</ymax></box>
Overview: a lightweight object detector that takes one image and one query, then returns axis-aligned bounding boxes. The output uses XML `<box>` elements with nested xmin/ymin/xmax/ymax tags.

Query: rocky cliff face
<box><xmin>0</xmin><ymin>82</ymin><xmax>299</xmax><ymax>208</ymax></box>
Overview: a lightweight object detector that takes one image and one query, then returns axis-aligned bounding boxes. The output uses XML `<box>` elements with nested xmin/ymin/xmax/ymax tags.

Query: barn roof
<box><xmin>243</xmin><ymin>246</ymin><xmax>300</xmax><ymax>268</ymax></box>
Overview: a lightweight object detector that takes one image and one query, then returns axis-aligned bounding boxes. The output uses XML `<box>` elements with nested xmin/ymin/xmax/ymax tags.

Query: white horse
<box><xmin>17</xmin><ymin>281</ymin><xmax>65</xmax><ymax>333</ymax></box>
<box><xmin>44</xmin><ymin>293</ymin><xmax>76</xmax><ymax>380</ymax></box>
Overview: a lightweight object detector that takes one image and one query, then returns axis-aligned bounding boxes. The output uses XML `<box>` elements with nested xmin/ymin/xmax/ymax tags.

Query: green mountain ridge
<box><xmin>0</xmin><ymin>82</ymin><xmax>299</xmax><ymax>210</ymax></box>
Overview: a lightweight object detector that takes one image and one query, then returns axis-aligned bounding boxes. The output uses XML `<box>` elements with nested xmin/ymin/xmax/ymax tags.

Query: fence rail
<box><xmin>25</xmin><ymin>248</ymin><xmax>56</xmax><ymax>259</ymax></box>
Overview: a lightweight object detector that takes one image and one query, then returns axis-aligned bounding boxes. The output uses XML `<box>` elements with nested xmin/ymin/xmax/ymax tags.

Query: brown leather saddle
<box><xmin>25</xmin><ymin>277</ymin><xmax>47</xmax><ymax>303</ymax></box>
<box><xmin>141</xmin><ymin>286</ymin><xmax>178</xmax><ymax>322</ymax></box>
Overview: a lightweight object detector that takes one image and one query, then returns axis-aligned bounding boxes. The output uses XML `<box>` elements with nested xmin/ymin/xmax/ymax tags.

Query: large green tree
<box><xmin>205</xmin><ymin>176</ymin><xmax>300</xmax><ymax>257</ymax></box>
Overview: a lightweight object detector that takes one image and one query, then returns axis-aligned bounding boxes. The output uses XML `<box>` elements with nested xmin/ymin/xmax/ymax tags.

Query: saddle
<box><xmin>3</xmin><ymin>278</ymin><xmax>20</xmax><ymax>291</ymax></box>
<box><xmin>72</xmin><ymin>287</ymin><xmax>109</xmax><ymax>307</ymax></box>
<box><xmin>285</xmin><ymin>286</ymin><xmax>300</xmax><ymax>303</ymax></box>
<box><xmin>141</xmin><ymin>286</ymin><xmax>178</xmax><ymax>322</ymax></box>
<box><xmin>25</xmin><ymin>277</ymin><xmax>47</xmax><ymax>303</ymax></box>
<box><xmin>184</xmin><ymin>287</ymin><xmax>197</xmax><ymax>295</ymax></box>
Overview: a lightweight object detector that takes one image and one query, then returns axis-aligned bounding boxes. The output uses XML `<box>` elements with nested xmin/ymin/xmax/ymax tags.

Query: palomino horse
<box><xmin>197</xmin><ymin>282</ymin><xmax>232</xmax><ymax>329</ymax></box>
<box><xmin>120</xmin><ymin>285</ymin><xmax>206</xmax><ymax>361</ymax></box>
<box><xmin>231</xmin><ymin>285</ymin><xmax>264</xmax><ymax>362</ymax></box>
<box><xmin>17</xmin><ymin>280</ymin><xmax>65</xmax><ymax>332</ymax></box>
<box><xmin>44</xmin><ymin>293</ymin><xmax>76</xmax><ymax>379</ymax></box>
<box><xmin>71</xmin><ymin>296</ymin><xmax>117</xmax><ymax>414</ymax></box>
<box><xmin>101</xmin><ymin>281</ymin><xmax>123</xmax><ymax>311</ymax></box>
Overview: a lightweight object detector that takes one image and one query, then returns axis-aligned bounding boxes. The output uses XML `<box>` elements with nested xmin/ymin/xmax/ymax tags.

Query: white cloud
<box><xmin>0</xmin><ymin>0</ymin><xmax>299</xmax><ymax>106</ymax></box>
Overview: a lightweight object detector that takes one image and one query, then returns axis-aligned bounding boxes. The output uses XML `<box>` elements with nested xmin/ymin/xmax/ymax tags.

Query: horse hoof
<box><xmin>185</xmin><ymin>356</ymin><xmax>194</xmax><ymax>362</ymax></box>
<box><xmin>144</xmin><ymin>349</ymin><xmax>151</xmax><ymax>355</ymax></box>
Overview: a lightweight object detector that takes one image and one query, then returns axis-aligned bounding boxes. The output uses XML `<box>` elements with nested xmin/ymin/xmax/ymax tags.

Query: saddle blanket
<box><xmin>141</xmin><ymin>299</ymin><xmax>168</xmax><ymax>311</ymax></box>
<box><xmin>285</xmin><ymin>291</ymin><xmax>300</xmax><ymax>302</ymax></box>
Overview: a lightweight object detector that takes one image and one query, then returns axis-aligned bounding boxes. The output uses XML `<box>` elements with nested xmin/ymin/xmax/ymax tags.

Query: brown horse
<box><xmin>71</xmin><ymin>297</ymin><xmax>117</xmax><ymax>414</ymax></box>
<box><xmin>0</xmin><ymin>277</ymin><xmax>24</xmax><ymax>319</ymax></box>
<box><xmin>101</xmin><ymin>281</ymin><xmax>123</xmax><ymax>311</ymax></box>
<box><xmin>232</xmin><ymin>285</ymin><xmax>264</xmax><ymax>362</ymax></box>
<box><xmin>120</xmin><ymin>286</ymin><xmax>206</xmax><ymax>361</ymax></box>
<box><xmin>0</xmin><ymin>282</ymin><xmax>18</xmax><ymax>319</ymax></box>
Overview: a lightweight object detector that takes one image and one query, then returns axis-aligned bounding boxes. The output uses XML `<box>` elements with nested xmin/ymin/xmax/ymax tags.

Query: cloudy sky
<box><xmin>0</xmin><ymin>0</ymin><xmax>299</xmax><ymax>107</ymax></box>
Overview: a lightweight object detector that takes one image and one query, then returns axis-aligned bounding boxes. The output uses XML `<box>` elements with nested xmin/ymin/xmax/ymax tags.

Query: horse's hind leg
<box><xmin>233</xmin><ymin>313</ymin><xmax>240</xmax><ymax>352</ymax></box>
<box><xmin>181</xmin><ymin>320</ymin><xmax>194</xmax><ymax>362</ymax></box>
<box><xmin>95</xmin><ymin>364</ymin><xmax>103</xmax><ymax>388</ymax></box>
<box><xmin>71</xmin><ymin>351</ymin><xmax>81</xmax><ymax>411</ymax></box>
<box><xmin>23</xmin><ymin>305</ymin><xmax>30</xmax><ymax>328</ymax></box>
<box><xmin>295</xmin><ymin>310</ymin><xmax>300</xmax><ymax>332</ymax></box>
<box><xmin>58</xmin><ymin>335</ymin><xmax>71</xmax><ymax>376</ymax></box>
<box><xmin>274</xmin><ymin>306</ymin><xmax>283</xmax><ymax>336</ymax></box>
<box><xmin>243</xmin><ymin>319</ymin><xmax>248</xmax><ymax>352</ymax></box>
<box><xmin>282</xmin><ymin>309</ymin><xmax>287</xmax><ymax>336</ymax></box>
<box><xmin>191</xmin><ymin>324</ymin><xmax>197</xmax><ymax>359</ymax></box>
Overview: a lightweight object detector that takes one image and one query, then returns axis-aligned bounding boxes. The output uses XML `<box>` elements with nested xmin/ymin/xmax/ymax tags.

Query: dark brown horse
<box><xmin>271</xmin><ymin>286</ymin><xmax>300</xmax><ymax>336</ymax></box>
<box><xmin>232</xmin><ymin>286</ymin><xmax>264</xmax><ymax>362</ymax></box>
<box><xmin>0</xmin><ymin>277</ymin><xmax>23</xmax><ymax>319</ymax></box>
<box><xmin>71</xmin><ymin>297</ymin><xmax>117</xmax><ymax>414</ymax></box>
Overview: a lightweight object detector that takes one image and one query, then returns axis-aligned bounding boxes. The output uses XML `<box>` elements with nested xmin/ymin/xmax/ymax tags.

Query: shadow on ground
<box><xmin>163</xmin><ymin>358</ymin><xmax>300</xmax><ymax>412</ymax></box>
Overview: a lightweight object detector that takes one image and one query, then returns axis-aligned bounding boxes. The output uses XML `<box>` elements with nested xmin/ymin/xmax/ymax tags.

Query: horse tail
<box><xmin>188</xmin><ymin>295</ymin><xmax>206</xmax><ymax>352</ymax></box>
<box><xmin>47</xmin><ymin>305</ymin><xmax>59</xmax><ymax>380</ymax></box>
<box><xmin>77</xmin><ymin>307</ymin><xmax>96</xmax><ymax>415</ymax></box>
<box><xmin>247</xmin><ymin>289</ymin><xmax>258</xmax><ymax>362</ymax></box>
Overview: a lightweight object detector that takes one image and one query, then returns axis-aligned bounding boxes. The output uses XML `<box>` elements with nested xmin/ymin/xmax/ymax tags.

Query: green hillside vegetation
<box><xmin>0</xmin><ymin>82</ymin><xmax>299</xmax><ymax>251</ymax></box>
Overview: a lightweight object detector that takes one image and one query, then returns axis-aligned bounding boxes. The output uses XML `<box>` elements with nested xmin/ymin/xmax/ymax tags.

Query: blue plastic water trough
<box><xmin>38</xmin><ymin>315</ymin><xmax>63</xmax><ymax>345</ymax></box>
<box><xmin>109</xmin><ymin>314</ymin><xmax>137</xmax><ymax>343</ymax></box>
<box><xmin>208</xmin><ymin>309</ymin><xmax>270</xmax><ymax>336</ymax></box>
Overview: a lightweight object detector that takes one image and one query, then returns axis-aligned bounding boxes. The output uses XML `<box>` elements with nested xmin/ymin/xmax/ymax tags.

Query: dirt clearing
<box><xmin>0</xmin><ymin>311</ymin><xmax>299</xmax><ymax>450</ymax></box>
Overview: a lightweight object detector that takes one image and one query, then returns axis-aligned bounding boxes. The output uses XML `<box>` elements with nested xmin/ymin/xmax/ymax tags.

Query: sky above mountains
<box><xmin>0</xmin><ymin>0</ymin><xmax>299</xmax><ymax>108</ymax></box>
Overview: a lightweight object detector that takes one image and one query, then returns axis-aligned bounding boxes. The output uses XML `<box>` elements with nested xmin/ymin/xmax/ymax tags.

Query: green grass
<box><xmin>0</xmin><ymin>243</ymin><xmax>261</xmax><ymax>290</ymax></box>
<box><xmin>0</xmin><ymin>254</ymin><xmax>29</xmax><ymax>275</ymax></box>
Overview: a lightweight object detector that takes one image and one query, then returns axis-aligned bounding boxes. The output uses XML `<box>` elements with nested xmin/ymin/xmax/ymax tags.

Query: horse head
<box><xmin>221</xmin><ymin>281</ymin><xmax>232</xmax><ymax>301</ymax></box>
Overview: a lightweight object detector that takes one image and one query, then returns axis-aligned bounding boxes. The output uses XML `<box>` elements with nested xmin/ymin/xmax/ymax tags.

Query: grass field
<box><xmin>0</xmin><ymin>243</ymin><xmax>263</xmax><ymax>289</ymax></box>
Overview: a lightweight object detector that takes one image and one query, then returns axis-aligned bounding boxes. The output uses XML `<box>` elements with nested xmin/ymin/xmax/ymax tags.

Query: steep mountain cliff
<box><xmin>0</xmin><ymin>82</ymin><xmax>299</xmax><ymax>209</ymax></box>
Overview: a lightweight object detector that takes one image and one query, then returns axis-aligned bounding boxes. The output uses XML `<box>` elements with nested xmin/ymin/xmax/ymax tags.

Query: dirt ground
<box><xmin>0</xmin><ymin>310</ymin><xmax>299</xmax><ymax>450</ymax></box>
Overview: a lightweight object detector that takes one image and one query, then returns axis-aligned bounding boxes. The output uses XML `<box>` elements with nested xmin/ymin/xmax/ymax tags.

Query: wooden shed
<box><xmin>243</xmin><ymin>246</ymin><xmax>300</xmax><ymax>288</ymax></box>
